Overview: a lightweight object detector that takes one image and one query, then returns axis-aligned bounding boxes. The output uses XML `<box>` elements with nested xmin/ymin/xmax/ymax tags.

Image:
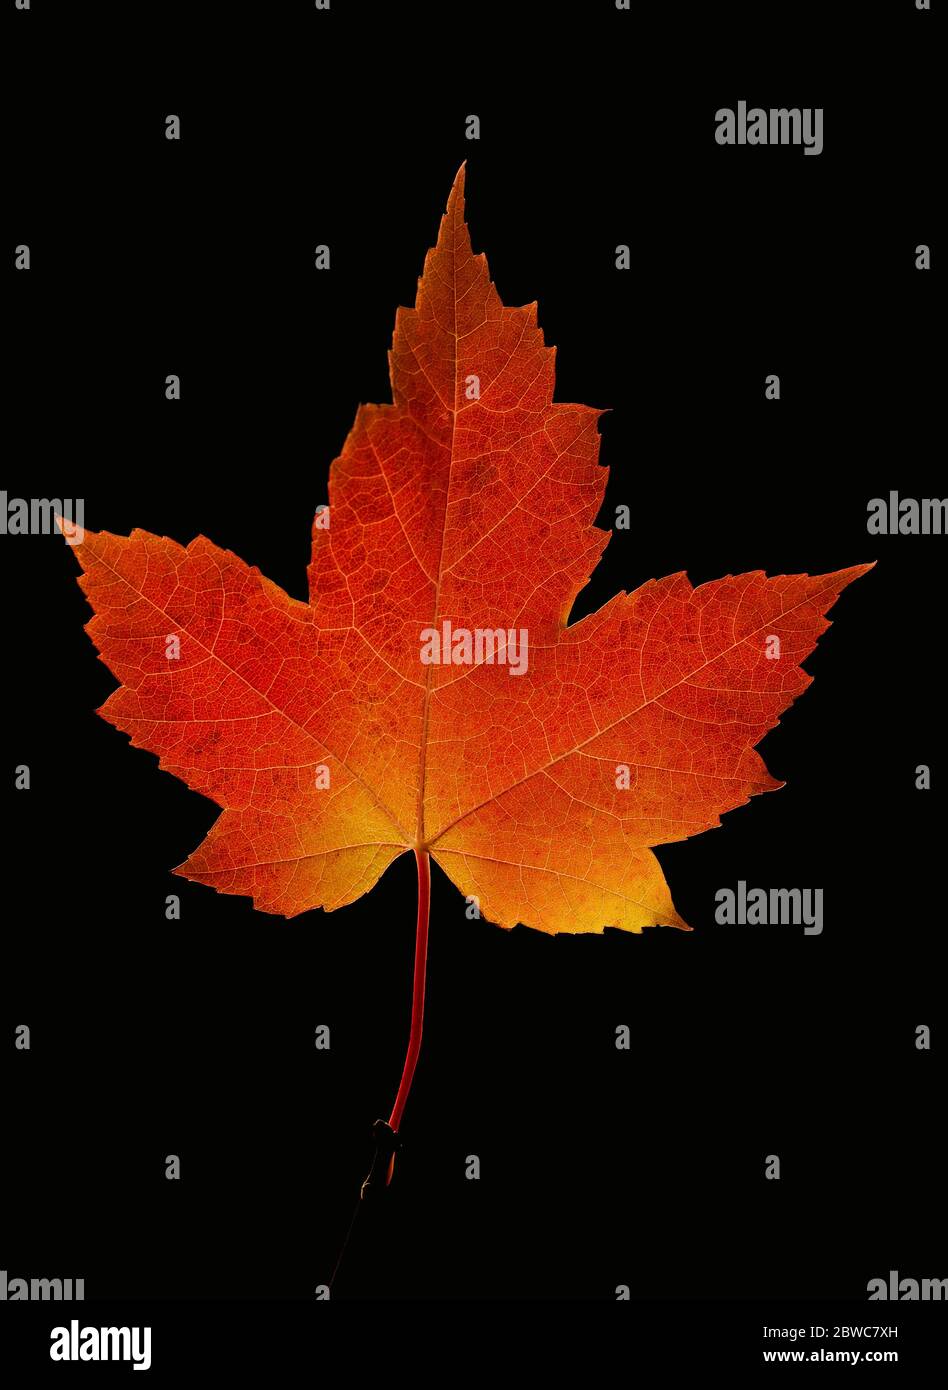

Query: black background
<box><xmin>2</xmin><ymin>0</ymin><xmax>944</xmax><ymax>1347</ymax></box>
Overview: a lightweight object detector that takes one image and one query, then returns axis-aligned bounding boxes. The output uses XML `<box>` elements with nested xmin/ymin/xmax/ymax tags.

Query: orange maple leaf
<box><xmin>64</xmin><ymin>165</ymin><xmax>870</xmax><ymax>1146</ymax></box>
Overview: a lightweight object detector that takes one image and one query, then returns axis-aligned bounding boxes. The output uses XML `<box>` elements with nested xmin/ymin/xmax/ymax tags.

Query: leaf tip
<box><xmin>447</xmin><ymin>161</ymin><xmax>467</xmax><ymax>213</ymax></box>
<box><xmin>55</xmin><ymin>513</ymin><xmax>86</xmax><ymax>546</ymax></box>
<box><xmin>818</xmin><ymin>560</ymin><xmax>876</xmax><ymax>595</ymax></box>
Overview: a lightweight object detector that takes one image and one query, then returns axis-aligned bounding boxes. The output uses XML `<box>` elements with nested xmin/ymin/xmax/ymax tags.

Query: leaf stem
<box><xmin>387</xmin><ymin>847</ymin><xmax>431</xmax><ymax>1134</ymax></box>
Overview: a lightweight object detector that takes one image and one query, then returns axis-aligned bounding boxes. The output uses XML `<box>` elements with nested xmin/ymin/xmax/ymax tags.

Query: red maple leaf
<box><xmin>63</xmin><ymin>164</ymin><xmax>871</xmax><ymax>1180</ymax></box>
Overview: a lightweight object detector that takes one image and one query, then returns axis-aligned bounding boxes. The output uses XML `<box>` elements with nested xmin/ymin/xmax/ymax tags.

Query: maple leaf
<box><xmin>64</xmin><ymin>164</ymin><xmax>870</xmax><ymax>1151</ymax></box>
